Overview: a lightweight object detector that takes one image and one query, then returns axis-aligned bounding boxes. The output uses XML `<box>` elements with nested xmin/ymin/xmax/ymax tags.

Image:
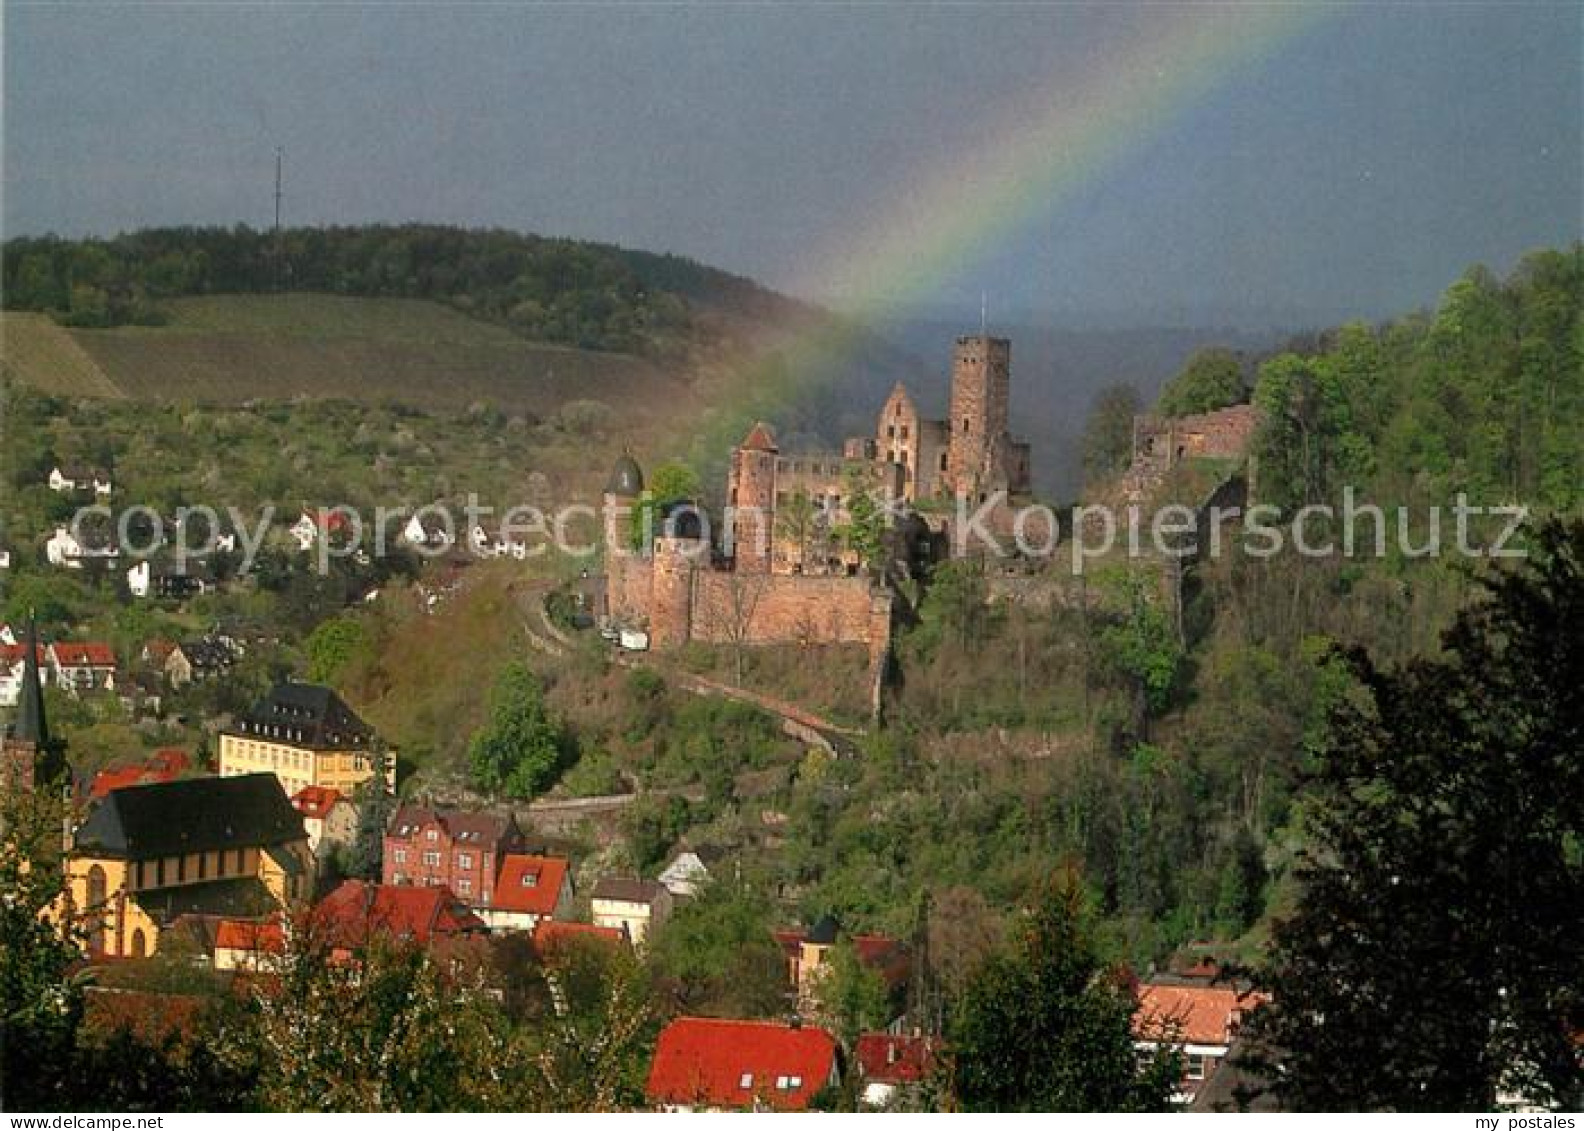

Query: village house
<box><xmin>401</xmin><ymin>511</ymin><xmax>454</xmax><ymax>549</ymax></box>
<box><xmin>212</xmin><ymin>916</ymin><xmax>286</xmax><ymax>972</ymax></box>
<box><xmin>127</xmin><ymin>558</ymin><xmax>212</xmax><ymax>601</ymax></box>
<box><xmin>590</xmin><ymin>876</ymin><xmax>673</xmax><ymax>947</ymax></box>
<box><xmin>291</xmin><ymin>785</ymin><xmax>359</xmax><ymax>877</ymax></box>
<box><xmin>855</xmin><ymin>1033</ymin><xmax>939</xmax><ymax>1108</ymax></box>
<box><xmin>531</xmin><ymin>919</ymin><xmax>628</xmax><ymax>957</ymax></box>
<box><xmin>290</xmin><ymin>508</ymin><xmax>353</xmax><ymax>552</ymax></box>
<box><xmin>46</xmin><ymin>524</ymin><xmax>119</xmax><ymax>569</ymax></box>
<box><xmin>1</xmin><ymin>621</ymin><xmax>66</xmax><ymax>793</ymax></box>
<box><xmin>646</xmin><ymin>1017</ymin><xmax>839</xmax><ymax>1112</ymax></box>
<box><xmin>312</xmin><ymin>879</ymin><xmax>487</xmax><ymax>961</ymax></box>
<box><xmin>63</xmin><ymin>773</ymin><xmax>311</xmax><ymax>959</ymax></box>
<box><xmin>88</xmin><ymin>748</ymin><xmax>190</xmax><ymax>800</ymax></box>
<box><xmin>48</xmin><ymin>641</ymin><xmax>118</xmax><ymax>695</ymax></box>
<box><xmin>383</xmin><ymin>804</ymin><xmax>521</xmax><ymax>904</ymax></box>
<box><xmin>775</xmin><ymin>915</ymin><xmax>911</xmax><ymax>1019</ymax></box>
<box><xmin>478</xmin><ymin>853</ymin><xmax>573</xmax><ymax>933</ymax></box>
<box><xmin>49</xmin><ymin>464</ymin><xmax>114</xmax><ymax>497</ymax></box>
<box><xmin>218</xmin><ymin>682</ymin><xmax>392</xmax><ymax>796</ymax></box>
<box><xmin>1133</xmin><ymin>978</ymin><xmax>1271</xmax><ymax>1105</ymax></box>
<box><xmin>0</xmin><ymin>639</ymin><xmax>49</xmax><ymax>708</ymax></box>
<box><xmin>658</xmin><ymin>847</ymin><xmax>725</xmax><ymax>899</ymax></box>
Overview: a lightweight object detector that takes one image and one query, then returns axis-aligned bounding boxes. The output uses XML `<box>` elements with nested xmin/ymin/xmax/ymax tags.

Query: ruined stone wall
<box><xmin>688</xmin><ymin>571</ymin><xmax>891</xmax><ymax>669</ymax></box>
<box><xmin>607</xmin><ymin>552</ymin><xmax>654</xmax><ymax>624</ymax></box>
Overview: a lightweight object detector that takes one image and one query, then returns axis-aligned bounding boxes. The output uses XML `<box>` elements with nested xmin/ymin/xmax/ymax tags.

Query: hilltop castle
<box><xmin>599</xmin><ymin>335</ymin><xmax>1034</xmax><ymax>697</ymax></box>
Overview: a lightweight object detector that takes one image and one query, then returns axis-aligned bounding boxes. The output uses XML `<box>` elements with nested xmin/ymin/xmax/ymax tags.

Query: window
<box><xmin>739</xmin><ymin>1073</ymin><xmax>753</xmax><ymax>1090</ymax></box>
<box><xmin>1186</xmin><ymin>1054</ymin><xmax>1212</xmax><ymax>1081</ymax></box>
<box><xmin>522</xmin><ymin>872</ymin><xmax>538</xmax><ymax>887</ymax></box>
<box><xmin>394</xmin><ymin>848</ymin><xmax>407</xmax><ymax>864</ymax></box>
<box><xmin>457</xmin><ymin>878</ymin><xmax>472</xmax><ymax>894</ymax></box>
<box><xmin>233</xmin><ymin>847</ymin><xmax>245</xmax><ymax>874</ymax></box>
<box><xmin>426</xmin><ymin>829</ymin><xmax>438</xmax><ymax>841</ymax></box>
<box><xmin>789</xmin><ymin>1076</ymin><xmax>802</xmax><ymax>1090</ymax></box>
<box><xmin>423</xmin><ymin>851</ymin><xmax>441</xmax><ymax>867</ymax></box>
<box><xmin>457</xmin><ymin>853</ymin><xmax>473</xmax><ymax>870</ymax></box>
<box><xmin>197</xmin><ymin>853</ymin><xmax>207</xmax><ymax>880</ymax></box>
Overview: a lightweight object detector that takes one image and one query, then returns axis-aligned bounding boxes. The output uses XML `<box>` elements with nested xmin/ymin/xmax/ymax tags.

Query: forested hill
<box><xmin>0</xmin><ymin>224</ymin><xmax>803</xmax><ymax>357</ymax></box>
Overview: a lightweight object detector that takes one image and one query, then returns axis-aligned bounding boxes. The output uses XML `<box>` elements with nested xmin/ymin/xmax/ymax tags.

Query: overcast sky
<box><xmin>4</xmin><ymin>3</ymin><xmax>1579</xmax><ymax>327</ymax></box>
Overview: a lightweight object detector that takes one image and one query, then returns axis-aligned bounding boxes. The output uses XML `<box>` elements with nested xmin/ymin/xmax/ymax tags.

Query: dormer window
<box><xmin>522</xmin><ymin>873</ymin><xmax>538</xmax><ymax>887</ymax></box>
<box><xmin>739</xmin><ymin>1073</ymin><xmax>753</xmax><ymax>1090</ymax></box>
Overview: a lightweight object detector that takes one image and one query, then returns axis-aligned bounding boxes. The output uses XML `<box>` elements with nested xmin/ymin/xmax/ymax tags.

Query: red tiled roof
<box><xmin>1134</xmin><ymin>983</ymin><xmax>1270</xmax><ymax>1047</ymax></box>
<box><xmin>532</xmin><ymin>919</ymin><xmax>627</xmax><ymax>955</ymax></box>
<box><xmin>739</xmin><ymin>422</ymin><xmax>779</xmax><ymax>453</ymax></box>
<box><xmin>0</xmin><ymin>643</ymin><xmax>47</xmax><ymax>667</ymax></box>
<box><xmin>491</xmin><ymin>853</ymin><xmax>569</xmax><ymax>916</ymax></box>
<box><xmin>646</xmin><ymin>1017</ymin><xmax>836</xmax><ymax>1111</ymax></box>
<box><xmin>215</xmin><ymin>916</ymin><xmax>284</xmax><ymax>954</ymax></box>
<box><xmin>313</xmin><ymin>880</ymin><xmax>486</xmax><ymax>949</ymax></box>
<box><xmin>291</xmin><ymin>785</ymin><xmax>345</xmax><ymax>820</ymax></box>
<box><xmin>855</xmin><ymin>1033</ymin><xmax>937</xmax><ymax>1084</ymax></box>
<box><xmin>88</xmin><ymin>749</ymin><xmax>190</xmax><ymax>799</ymax></box>
<box><xmin>52</xmin><ymin>641</ymin><xmax>117</xmax><ymax>668</ymax></box>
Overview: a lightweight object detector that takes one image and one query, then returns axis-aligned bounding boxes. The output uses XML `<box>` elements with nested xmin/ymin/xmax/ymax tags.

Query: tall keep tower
<box><xmin>727</xmin><ymin>422</ymin><xmax>779</xmax><ymax>574</ymax></box>
<box><xmin>945</xmin><ymin>335</ymin><xmax>1011</xmax><ymax>501</ymax></box>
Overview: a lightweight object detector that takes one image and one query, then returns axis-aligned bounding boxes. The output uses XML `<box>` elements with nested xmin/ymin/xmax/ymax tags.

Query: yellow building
<box><xmin>65</xmin><ymin>772</ymin><xmax>311</xmax><ymax>958</ymax></box>
<box><xmin>218</xmin><ymin>682</ymin><xmax>393</xmax><ymax>796</ymax></box>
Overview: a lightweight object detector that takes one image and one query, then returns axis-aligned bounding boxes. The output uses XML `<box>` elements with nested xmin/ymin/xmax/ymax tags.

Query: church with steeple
<box><xmin>2</xmin><ymin>618</ymin><xmax>69</xmax><ymax>793</ymax></box>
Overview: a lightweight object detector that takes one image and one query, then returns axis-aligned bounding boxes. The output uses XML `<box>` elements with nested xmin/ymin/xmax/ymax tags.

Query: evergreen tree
<box><xmin>1251</xmin><ymin>517</ymin><xmax>1584</xmax><ymax>1110</ymax></box>
<box><xmin>947</xmin><ymin>872</ymin><xmax>1180</xmax><ymax>1111</ymax></box>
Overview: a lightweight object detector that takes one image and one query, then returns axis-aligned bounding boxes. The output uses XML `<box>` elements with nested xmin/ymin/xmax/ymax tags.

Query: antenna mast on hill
<box><xmin>980</xmin><ymin>289</ymin><xmax>988</xmax><ymax>336</ymax></box>
<box><xmin>273</xmin><ymin>147</ymin><xmax>284</xmax><ymax>291</ymax></box>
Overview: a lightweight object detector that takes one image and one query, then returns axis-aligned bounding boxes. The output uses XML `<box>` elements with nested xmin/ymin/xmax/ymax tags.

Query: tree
<box><xmin>304</xmin><ymin>615</ymin><xmax>371</xmax><ymax>684</ymax></box>
<box><xmin>646</xmin><ymin>878</ymin><xmax>788</xmax><ymax>1017</ymax></box>
<box><xmin>947</xmin><ymin>872</ymin><xmax>1180</xmax><ymax>1111</ymax></box>
<box><xmin>812</xmin><ymin>940</ymin><xmax>892</xmax><ymax>1051</ymax></box>
<box><xmin>0</xmin><ymin>787</ymin><xmax>85</xmax><ymax>1110</ymax></box>
<box><xmin>630</xmin><ymin>462</ymin><xmax>701</xmax><ymax>551</ymax></box>
<box><xmin>1156</xmin><ymin>347</ymin><xmax>1245</xmax><ymax>417</ymax></box>
<box><xmin>1250</xmin><ymin>518</ymin><xmax>1584</xmax><ymax>1111</ymax></box>
<box><xmin>468</xmin><ymin>662</ymin><xmax>572</xmax><ymax>800</ymax></box>
<box><xmin>249</xmin><ymin>926</ymin><xmax>510</xmax><ymax>1111</ymax></box>
<box><xmin>1081</xmin><ymin>382</ymin><xmax>1143</xmax><ymax>485</ymax></box>
<box><xmin>835</xmin><ymin>466</ymin><xmax>887</xmax><ymax>572</ymax></box>
<box><xmin>344</xmin><ymin>774</ymin><xmax>397</xmax><ymax>880</ymax></box>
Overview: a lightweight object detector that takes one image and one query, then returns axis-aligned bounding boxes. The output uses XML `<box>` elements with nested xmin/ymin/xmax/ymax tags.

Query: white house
<box><xmin>46</xmin><ymin>526</ymin><xmax>83</xmax><ymax>568</ymax></box>
<box><xmin>49</xmin><ymin>465</ymin><xmax>113</xmax><ymax>497</ymax></box>
<box><xmin>402</xmin><ymin>512</ymin><xmax>454</xmax><ymax>549</ymax></box>
<box><xmin>659</xmin><ymin>848</ymin><xmax>721</xmax><ymax>899</ymax></box>
<box><xmin>590</xmin><ymin>876</ymin><xmax>673</xmax><ymax>947</ymax></box>
<box><xmin>0</xmin><ymin>642</ymin><xmax>48</xmax><ymax>708</ymax></box>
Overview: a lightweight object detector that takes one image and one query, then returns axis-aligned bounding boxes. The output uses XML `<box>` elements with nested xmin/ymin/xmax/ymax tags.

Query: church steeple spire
<box><xmin>10</xmin><ymin>615</ymin><xmax>67</xmax><ymax>788</ymax></box>
<box><xmin>14</xmin><ymin>616</ymin><xmax>49</xmax><ymax>751</ymax></box>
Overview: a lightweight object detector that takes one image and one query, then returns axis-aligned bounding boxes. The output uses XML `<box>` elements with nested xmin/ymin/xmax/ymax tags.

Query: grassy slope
<box><xmin>3</xmin><ymin>294</ymin><xmax>676</xmax><ymax>420</ymax></box>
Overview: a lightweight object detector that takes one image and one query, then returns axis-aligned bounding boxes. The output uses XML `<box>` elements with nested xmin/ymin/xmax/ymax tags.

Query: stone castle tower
<box><xmin>727</xmin><ymin>422</ymin><xmax>779</xmax><ymax>574</ymax></box>
<box><xmin>945</xmin><ymin>334</ymin><xmax>1012</xmax><ymax>501</ymax></box>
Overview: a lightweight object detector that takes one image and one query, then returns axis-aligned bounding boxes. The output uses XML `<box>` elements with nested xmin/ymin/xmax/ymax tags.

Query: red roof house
<box><xmin>213</xmin><ymin>916</ymin><xmax>286</xmax><ymax>971</ymax></box>
<box><xmin>646</xmin><ymin>1017</ymin><xmax>837</xmax><ymax>1111</ymax></box>
<box><xmin>290</xmin><ymin>785</ymin><xmax>344</xmax><ymax>821</ymax></box>
<box><xmin>531</xmin><ymin>919</ymin><xmax>628</xmax><ymax>957</ymax></box>
<box><xmin>312</xmin><ymin>880</ymin><xmax>486</xmax><ymax>955</ymax></box>
<box><xmin>855</xmin><ymin>1032</ymin><xmax>939</xmax><ymax>1107</ymax></box>
<box><xmin>1134</xmin><ymin>982</ymin><xmax>1271</xmax><ymax>1102</ymax></box>
<box><xmin>88</xmin><ymin>749</ymin><xmax>190</xmax><ymax>799</ymax></box>
<box><xmin>480</xmin><ymin>853</ymin><xmax>572</xmax><ymax>931</ymax></box>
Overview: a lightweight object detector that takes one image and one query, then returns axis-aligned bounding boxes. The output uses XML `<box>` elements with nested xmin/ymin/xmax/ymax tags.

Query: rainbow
<box><xmin>683</xmin><ymin>5</ymin><xmax>1331</xmax><ymax>475</ymax></box>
